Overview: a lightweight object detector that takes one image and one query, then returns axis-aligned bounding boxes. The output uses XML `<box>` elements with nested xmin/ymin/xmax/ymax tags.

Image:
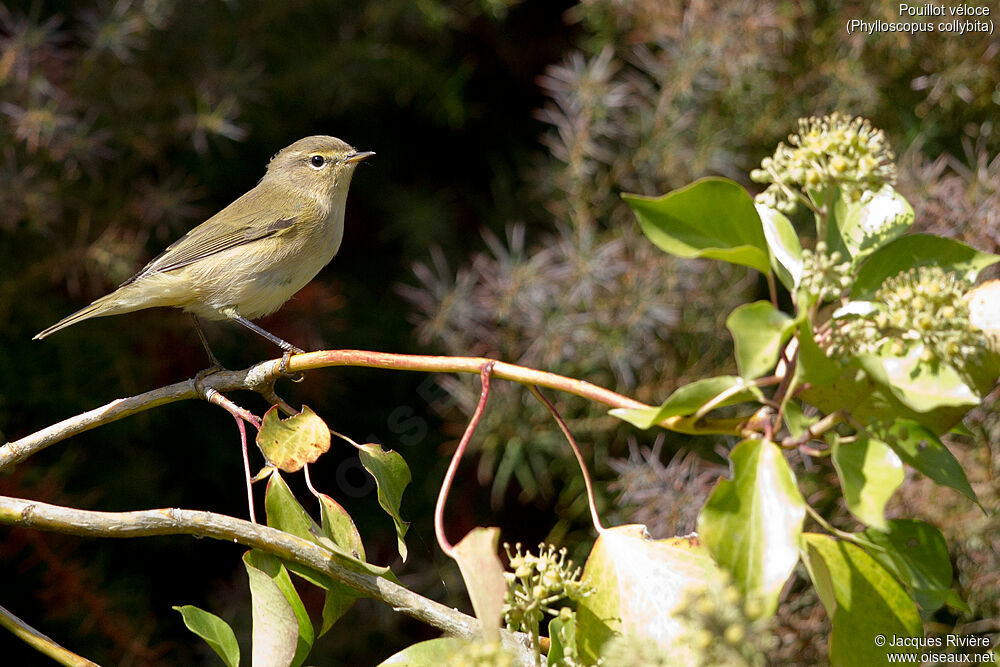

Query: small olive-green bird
<box><xmin>34</xmin><ymin>135</ymin><xmax>373</xmax><ymax>361</ymax></box>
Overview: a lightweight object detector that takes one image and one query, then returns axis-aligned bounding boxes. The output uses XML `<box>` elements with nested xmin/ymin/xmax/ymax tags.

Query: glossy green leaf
<box><xmin>265</xmin><ymin>471</ymin><xmax>389</xmax><ymax>575</ymax></box>
<box><xmin>265</xmin><ymin>471</ymin><xmax>322</xmax><ymax>541</ymax></box>
<box><xmin>726</xmin><ymin>301</ymin><xmax>795</xmax><ymax>379</ymax></box>
<box><xmin>852</xmin><ymin>234</ymin><xmax>1000</xmax><ymax>300</ymax></box>
<box><xmin>782</xmin><ymin>400</ymin><xmax>818</xmax><ymax>439</ymax></box>
<box><xmin>244</xmin><ymin>550</ymin><xmax>309</xmax><ymax>667</ymax></box>
<box><xmin>830</xmin><ymin>186</ymin><xmax>913</xmax><ymax>263</ymax></box>
<box><xmin>881</xmin><ymin>419</ymin><xmax>978</xmax><ymax>505</ymax></box>
<box><xmin>757</xmin><ymin>203</ymin><xmax>802</xmax><ymax>291</ymax></box>
<box><xmin>359</xmin><ymin>443</ymin><xmax>411</xmax><ymax>562</ymax></box>
<box><xmin>547</xmin><ymin>615</ymin><xmax>577</xmax><ymax>666</ymax></box>
<box><xmin>256</xmin><ymin>405</ymin><xmax>331</xmax><ymax>473</ymax></box>
<box><xmin>801</xmin><ymin>533</ymin><xmax>922</xmax><ymax>666</ymax></box>
<box><xmin>319</xmin><ymin>493</ymin><xmax>366</xmax><ymax>560</ymax></box>
<box><xmin>831</xmin><ymin>435</ymin><xmax>903</xmax><ymax>530</ymax></box>
<box><xmin>173</xmin><ymin>605</ymin><xmax>240</xmax><ymax>667</ymax></box>
<box><xmin>794</xmin><ymin>320</ymin><xmax>843</xmax><ymax>384</ymax></box>
<box><xmin>856</xmin><ymin>347</ymin><xmax>980</xmax><ymax>414</ymax></box>
<box><xmin>264</xmin><ymin>470</ymin><xmax>396</xmax><ymax>624</ymax></box>
<box><xmin>378</xmin><ymin>638</ymin><xmax>503</xmax><ymax>665</ymax></box>
<box><xmin>247</xmin><ymin>550</ymin><xmax>314</xmax><ymax>667</ymax></box>
<box><xmin>861</xmin><ymin>519</ymin><xmax>955</xmax><ymax>611</ymax></box>
<box><xmin>624</xmin><ymin>177</ymin><xmax>770</xmax><ymax>274</ymax></box>
<box><xmin>795</xmin><ymin>323</ymin><xmax>976</xmax><ymax>434</ymax></box>
<box><xmin>697</xmin><ymin>439</ymin><xmax>805</xmax><ymax>616</ymax></box>
<box><xmin>794</xmin><ymin>321</ymin><xmax>873</xmax><ymax>414</ymax></box>
<box><xmin>945</xmin><ymin>589</ymin><xmax>973</xmax><ymax>615</ymax></box>
<box><xmin>577</xmin><ymin>528</ymin><xmax>722</xmax><ymax>664</ymax></box>
<box><xmin>317</xmin><ymin>494</ymin><xmax>365</xmax><ymax>635</ymax></box>
<box><xmin>609</xmin><ymin>376</ymin><xmax>762</xmax><ymax>429</ymax></box>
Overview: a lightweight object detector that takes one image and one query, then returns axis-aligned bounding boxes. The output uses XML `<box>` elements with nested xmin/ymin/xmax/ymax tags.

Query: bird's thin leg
<box><xmin>230</xmin><ymin>314</ymin><xmax>305</xmax><ymax>379</ymax></box>
<box><xmin>230</xmin><ymin>315</ymin><xmax>305</xmax><ymax>354</ymax></box>
<box><xmin>191</xmin><ymin>315</ymin><xmax>225</xmax><ymax>371</ymax></box>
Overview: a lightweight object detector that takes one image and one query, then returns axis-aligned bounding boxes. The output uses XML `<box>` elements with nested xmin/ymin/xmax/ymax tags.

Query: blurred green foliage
<box><xmin>401</xmin><ymin>0</ymin><xmax>1000</xmax><ymax>661</ymax></box>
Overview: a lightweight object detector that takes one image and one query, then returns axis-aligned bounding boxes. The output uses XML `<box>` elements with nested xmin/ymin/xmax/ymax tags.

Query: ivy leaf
<box><xmin>697</xmin><ymin>439</ymin><xmax>805</xmax><ymax>616</ymax></box>
<box><xmin>173</xmin><ymin>605</ymin><xmax>240</xmax><ymax>667</ymax></box>
<box><xmin>263</xmin><ymin>469</ymin><xmax>397</xmax><ymax>628</ymax></box>
<box><xmin>856</xmin><ymin>347</ymin><xmax>980</xmax><ymax>414</ymax></box>
<box><xmin>861</xmin><ymin>519</ymin><xmax>956</xmax><ymax>612</ymax></box>
<box><xmin>757</xmin><ymin>203</ymin><xmax>802</xmax><ymax>290</ymax></box>
<box><xmin>801</xmin><ymin>533</ymin><xmax>922</xmax><ymax>666</ymax></box>
<box><xmin>319</xmin><ymin>493</ymin><xmax>366</xmax><ymax>561</ymax></box>
<box><xmin>831</xmin><ymin>434</ymin><xmax>903</xmax><ymax>531</ymax></box>
<box><xmin>377</xmin><ymin>638</ymin><xmax>477</xmax><ymax>665</ymax></box>
<box><xmin>829</xmin><ymin>185</ymin><xmax>913</xmax><ymax>263</ymax></box>
<box><xmin>359</xmin><ymin>443</ymin><xmax>411</xmax><ymax>562</ymax></box>
<box><xmin>624</xmin><ymin>177</ymin><xmax>771</xmax><ymax>274</ymax></box>
<box><xmin>264</xmin><ymin>470</ymin><xmax>322</xmax><ymax>541</ymax></box>
<box><xmin>576</xmin><ymin>528</ymin><xmax>724</xmax><ymax>664</ymax></box>
<box><xmin>852</xmin><ymin>234</ymin><xmax>1000</xmax><ymax>300</ymax></box>
<box><xmin>726</xmin><ymin>301</ymin><xmax>795</xmax><ymax>379</ymax></box>
<box><xmin>256</xmin><ymin>405</ymin><xmax>331</xmax><ymax>473</ymax></box>
<box><xmin>881</xmin><ymin>419</ymin><xmax>979</xmax><ymax>506</ymax></box>
<box><xmin>316</xmin><ymin>494</ymin><xmax>366</xmax><ymax>635</ymax></box>
<box><xmin>609</xmin><ymin>376</ymin><xmax>761</xmax><ymax>429</ymax></box>
<box><xmin>452</xmin><ymin>527</ymin><xmax>506</xmax><ymax>639</ymax></box>
<box><xmin>244</xmin><ymin>549</ymin><xmax>313</xmax><ymax>667</ymax></box>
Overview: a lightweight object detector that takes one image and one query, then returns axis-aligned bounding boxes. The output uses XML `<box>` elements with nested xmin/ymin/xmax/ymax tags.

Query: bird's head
<box><xmin>264</xmin><ymin>135</ymin><xmax>374</xmax><ymax>201</ymax></box>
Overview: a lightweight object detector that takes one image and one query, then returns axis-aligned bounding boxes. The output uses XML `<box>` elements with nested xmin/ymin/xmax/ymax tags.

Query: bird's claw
<box><xmin>194</xmin><ymin>364</ymin><xmax>224</xmax><ymax>399</ymax></box>
<box><xmin>278</xmin><ymin>349</ymin><xmax>305</xmax><ymax>382</ymax></box>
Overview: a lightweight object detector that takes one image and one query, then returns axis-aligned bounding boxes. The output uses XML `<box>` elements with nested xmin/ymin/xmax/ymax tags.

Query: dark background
<box><xmin>2</xmin><ymin>1</ymin><xmax>999</xmax><ymax>664</ymax></box>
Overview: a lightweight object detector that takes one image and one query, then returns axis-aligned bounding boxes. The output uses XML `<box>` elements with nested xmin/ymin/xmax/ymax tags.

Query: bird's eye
<box><xmin>309</xmin><ymin>155</ymin><xmax>326</xmax><ymax>169</ymax></box>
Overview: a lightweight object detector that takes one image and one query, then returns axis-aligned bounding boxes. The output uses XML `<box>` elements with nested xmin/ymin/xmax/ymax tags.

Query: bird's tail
<box><xmin>33</xmin><ymin>293</ymin><xmax>133</xmax><ymax>340</ymax></box>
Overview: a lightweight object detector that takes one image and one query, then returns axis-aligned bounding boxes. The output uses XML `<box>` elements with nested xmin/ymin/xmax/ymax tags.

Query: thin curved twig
<box><xmin>195</xmin><ymin>383</ymin><xmax>263</xmax><ymax>522</ymax></box>
<box><xmin>530</xmin><ymin>386</ymin><xmax>604</xmax><ymax>533</ymax></box>
<box><xmin>435</xmin><ymin>362</ymin><xmax>495</xmax><ymax>557</ymax></box>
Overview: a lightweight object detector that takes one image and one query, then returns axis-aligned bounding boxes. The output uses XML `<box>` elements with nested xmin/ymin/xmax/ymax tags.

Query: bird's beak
<box><xmin>345</xmin><ymin>151</ymin><xmax>375</xmax><ymax>164</ymax></box>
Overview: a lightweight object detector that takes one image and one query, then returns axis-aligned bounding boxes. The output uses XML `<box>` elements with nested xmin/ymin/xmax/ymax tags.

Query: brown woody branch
<box><xmin>0</xmin><ymin>495</ymin><xmax>535</xmax><ymax>661</ymax></box>
<box><xmin>2</xmin><ymin>350</ymin><xmax>745</xmax><ymax>471</ymax></box>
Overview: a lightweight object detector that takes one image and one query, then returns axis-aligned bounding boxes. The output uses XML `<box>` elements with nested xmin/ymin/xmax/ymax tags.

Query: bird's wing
<box><xmin>120</xmin><ymin>192</ymin><xmax>300</xmax><ymax>287</ymax></box>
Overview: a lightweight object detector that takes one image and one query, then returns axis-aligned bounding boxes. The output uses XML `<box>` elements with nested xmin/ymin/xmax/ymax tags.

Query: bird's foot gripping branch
<box><xmin>3</xmin><ymin>114</ymin><xmax>999</xmax><ymax>666</ymax></box>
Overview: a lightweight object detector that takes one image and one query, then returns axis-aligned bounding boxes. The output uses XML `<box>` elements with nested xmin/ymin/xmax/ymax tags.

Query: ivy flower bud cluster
<box><xmin>751</xmin><ymin>113</ymin><xmax>897</xmax><ymax>213</ymax></box>
<box><xmin>670</xmin><ymin>580</ymin><xmax>772</xmax><ymax>666</ymax></box>
<box><xmin>502</xmin><ymin>542</ymin><xmax>586</xmax><ymax>635</ymax></box>
<box><xmin>799</xmin><ymin>241</ymin><xmax>854</xmax><ymax>303</ymax></box>
<box><xmin>829</xmin><ymin>266</ymin><xmax>983</xmax><ymax>367</ymax></box>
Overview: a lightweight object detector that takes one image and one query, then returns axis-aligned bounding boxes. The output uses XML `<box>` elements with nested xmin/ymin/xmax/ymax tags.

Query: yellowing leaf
<box><xmin>453</xmin><ymin>527</ymin><xmax>506</xmax><ymax>639</ymax></box>
<box><xmin>257</xmin><ymin>405</ymin><xmax>331</xmax><ymax>473</ymax></box>
<box><xmin>577</xmin><ymin>526</ymin><xmax>723</xmax><ymax>664</ymax></box>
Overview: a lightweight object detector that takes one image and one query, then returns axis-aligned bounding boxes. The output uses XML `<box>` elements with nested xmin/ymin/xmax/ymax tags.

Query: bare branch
<box><xmin>0</xmin><ymin>495</ymin><xmax>536</xmax><ymax>661</ymax></box>
<box><xmin>2</xmin><ymin>349</ymin><xmax>749</xmax><ymax>472</ymax></box>
<box><xmin>0</xmin><ymin>603</ymin><xmax>99</xmax><ymax>666</ymax></box>
<box><xmin>1</xmin><ymin>361</ymin><xmax>282</xmax><ymax>470</ymax></box>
